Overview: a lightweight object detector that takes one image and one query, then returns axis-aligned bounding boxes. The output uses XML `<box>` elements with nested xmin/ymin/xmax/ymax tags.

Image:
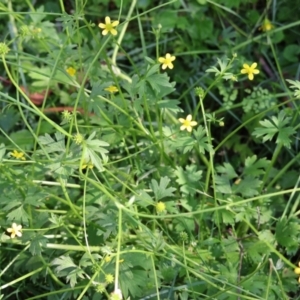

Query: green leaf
<box><xmin>216</xmin><ymin>162</ymin><xmax>237</xmax><ymax>179</ymax></box>
<box><xmin>150</xmin><ymin>176</ymin><xmax>175</xmax><ymax>200</ymax></box>
<box><xmin>84</xmin><ymin>131</ymin><xmax>109</xmax><ymax>172</ymax></box>
<box><xmin>0</xmin><ymin>108</ymin><xmax>20</xmax><ymax>132</ymax></box>
<box><xmin>157</xmin><ymin>99</ymin><xmax>182</xmax><ymax>114</ymax></box>
<box><xmin>275</xmin><ymin>217</ymin><xmax>300</xmax><ymax>254</ymax></box>
<box><xmin>283</xmin><ymin>44</ymin><xmax>300</xmax><ymax>62</ymax></box>
<box><xmin>215</xmin><ymin>176</ymin><xmax>232</xmax><ymax>194</ymax></box>
<box><xmin>244</xmin><ymin>240</ymin><xmax>269</xmax><ymax>263</ymax></box>
<box><xmin>95</xmin><ymin>210</ymin><xmax>118</xmax><ymax>240</ymax></box>
<box><xmin>233</xmin><ymin>176</ymin><xmax>261</xmax><ymax>197</ymax></box>
<box><xmin>80</xmin><ymin>253</ymin><xmax>101</xmax><ymax>268</ymax></box>
<box><xmin>286</xmin><ymin>79</ymin><xmax>300</xmax><ymax>98</ymax></box>
<box><xmin>234</xmin><ymin>205</ymin><xmax>256</xmax><ymax>223</ymax></box>
<box><xmin>258</xmin><ymin>229</ymin><xmax>275</xmax><ymax>244</ymax></box>
<box><xmin>169</xmin><ymin>135</ymin><xmax>195</xmax><ymax>153</ymax></box>
<box><xmin>52</xmin><ymin>255</ymin><xmax>84</xmax><ymax>288</ymax></box>
<box><xmin>29</xmin><ymin>5</ymin><xmax>46</xmax><ymax>23</ymax></box>
<box><xmin>153</xmin><ymin>10</ymin><xmax>178</xmax><ymax>30</ymax></box>
<box><xmin>29</xmin><ymin>235</ymin><xmax>48</xmax><ymax>255</ymax></box>
<box><xmin>194</xmin><ymin>126</ymin><xmax>214</xmax><ymax>154</ymax></box>
<box><xmin>219</xmin><ymin>209</ymin><xmax>235</xmax><ymax>225</ymax></box>
<box><xmin>136</xmin><ymin>69</ymin><xmax>175</xmax><ymax>104</ymax></box>
<box><xmin>86</xmin><ymin>131</ymin><xmax>109</xmax><ymax>148</ymax></box>
<box><xmin>175</xmin><ymin>165</ymin><xmax>203</xmax><ymax>196</ymax></box>
<box><xmin>243</xmin><ymin>155</ymin><xmax>269</xmax><ymax>176</ymax></box>
<box><xmin>253</xmin><ymin>111</ymin><xmax>296</xmax><ymax>148</ymax></box>
<box><xmin>206</xmin><ymin>57</ymin><xmax>230</xmax><ymax>76</ymax></box>
<box><xmin>38</xmin><ymin>132</ymin><xmax>65</xmax><ymax>153</ymax></box>
<box><xmin>136</xmin><ymin>190</ymin><xmax>154</xmax><ymax>207</ymax></box>
<box><xmin>52</xmin><ymin>255</ymin><xmax>77</xmax><ymax>272</ymax></box>
<box><xmin>242</xmin><ymin>274</ymin><xmax>269</xmax><ymax>296</ymax></box>
<box><xmin>145</xmin><ymin>63</ymin><xmax>160</xmax><ymax>77</ymax></box>
<box><xmin>8</xmin><ymin>129</ymin><xmax>35</xmax><ymax>147</ymax></box>
<box><xmin>119</xmin><ymin>253</ymin><xmax>155</xmax><ymax>298</ymax></box>
<box><xmin>144</xmin><ymin>56</ymin><xmax>156</xmax><ymax>64</ymax></box>
<box><xmin>6</xmin><ymin>205</ymin><xmax>30</xmax><ymax>224</ymax></box>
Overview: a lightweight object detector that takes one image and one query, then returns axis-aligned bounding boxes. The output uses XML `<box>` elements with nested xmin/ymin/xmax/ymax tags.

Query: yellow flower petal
<box><xmin>158</xmin><ymin>53</ymin><xmax>176</xmax><ymax>70</ymax></box>
<box><xmin>178</xmin><ymin>114</ymin><xmax>197</xmax><ymax>132</ymax></box>
<box><xmin>98</xmin><ymin>16</ymin><xmax>119</xmax><ymax>36</ymax></box>
<box><xmin>66</xmin><ymin>67</ymin><xmax>76</xmax><ymax>76</ymax></box>
<box><xmin>110</xmin><ymin>28</ymin><xmax>117</xmax><ymax>36</ymax></box>
<box><xmin>112</xmin><ymin>21</ymin><xmax>119</xmax><ymax>27</ymax></box>
<box><xmin>186</xmin><ymin>114</ymin><xmax>192</xmax><ymax>121</ymax></box>
<box><xmin>241</xmin><ymin>62</ymin><xmax>259</xmax><ymax>81</ymax></box>
<box><xmin>7</xmin><ymin>223</ymin><xmax>22</xmax><ymax>238</ymax></box>
<box><xmin>105</xmin><ymin>85</ymin><xmax>119</xmax><ymax>93</ymax></box>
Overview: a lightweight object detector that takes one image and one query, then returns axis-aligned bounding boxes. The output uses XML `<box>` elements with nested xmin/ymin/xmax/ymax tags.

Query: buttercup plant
<box><xmin>66</xmin><ymin>66</ymin><xmax>76</xmax><ymax>76</ymax></box>
<box><xmin>240</xmin><ymin>62</ymin><xmax>260</xmax><ymax>80</ymax></box>
<box><xmin>158</xmin><ymin>53</ymin><xmax>176</xmax><ymax>70</ymax></box>
<box><xmin>260</xmin><ymin>18</ymin><xmax>274</xmax><ymax>31</ymax></box>
<box><xmin>7</xmin><ymin>223</ymin><xmax>22</xmax><ymax>238</ymax></box>
<box><xmin>105</xmin><ymin>85</ymin><xmax>119</xmax><ymax>93</ymax></box>
<box><xmin>1</xmin><ymin>1</ymin><xmax>300</xmax><ymax>299</ymax></box>
<box><xmin>98</xmin><ymin>16</ymin><xmax>120</xmax><ymax>36</ymax></box>
<box><xmin>178</xmin><ymin>114</ymin><xmax>198</xmax><ymax>132</ymax></box>
<box><xmin>9</xmin><ymin>150</ymin><xmax>26</xmax><ymax>160</ymax></box>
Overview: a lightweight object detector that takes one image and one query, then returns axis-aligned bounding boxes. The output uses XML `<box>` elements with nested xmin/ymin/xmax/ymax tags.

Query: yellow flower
<box><xmin>105</xmin><ymin>273</ymin><xmax>114</xmax><ymax>284</ymax></box>
<box><xmin>260</xmin><ymin>19</ymin><xmax>274</xmax><ymax>32</ymax></box>
<box><xmin>240</xmin><ymin>63</ymin><xmax>260</xmax><ymax>80</ymax></box>
<box><xmin>10</xmin><ymin>150</ymin><xmax>26</xmax><ymax>160</ymax></box>
<box><xmin>7</xmin><ymin>223</ymin><xmax>22</xmax><ymax>238</ymax></box>
<box><xmin>178</xmin><ymin>114</ymin><xmax>198</xmax><ymax>132</ymax></box>
<box><xmin>98</xmin><ymin>16</ymin><xmax>119</xmax><ymax>36</ymax></box>
<box><xmin>294</xmin><ymin>262</ymin><xmax>300</xmax><ymax>283</ymax></box>
<box><xmin>81</xmin><ymin>160</ymin><xmax>94</xmax><ymax>170</ymax></box>
<box><xmin>158</xmin><ymin>53</ymin><xmax>176</xmax><ymax>70</ymax></box>
<box><xmin>156</xmin><ymin>201</ymin><xmax>166</xmax><ymax>213</ymax></box>
<box><xmin>66</xmin><ymin>67</ymin><xmax>76</xmax><ymax>76</ymax></box>
<box><xmin>105</xmin><ymin>85</ymin><xmax>118</xmax><ymax>93</ymax></box>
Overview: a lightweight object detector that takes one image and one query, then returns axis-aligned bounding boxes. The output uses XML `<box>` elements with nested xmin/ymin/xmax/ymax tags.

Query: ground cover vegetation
<box><xmin>1</xmin><ymin>0</ymin><xmax>300</xmax><ymax>299</ymax></box>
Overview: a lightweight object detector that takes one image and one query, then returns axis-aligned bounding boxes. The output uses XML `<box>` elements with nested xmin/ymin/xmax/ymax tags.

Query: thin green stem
<box><xmin>112</xmin><ymin>0</ymin><xmax>137</xmax><ymax>65</ymax></box>
<box><xmin>260</xmin><ymin>144</ymin><xmax>282</xmax><ymax>192</ymax></box>
<box><xmin>114</xmin><ymin>207</ymin><xmax>122</xmax><ymax>293</ymax></box>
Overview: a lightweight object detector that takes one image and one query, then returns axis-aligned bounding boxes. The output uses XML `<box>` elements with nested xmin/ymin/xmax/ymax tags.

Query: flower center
<box><xmin>165</xmin><ymin>58</ymin><xmax>171</xmax><ymax>64</ymax></box>
<box><xmin>106</xmin><ymin>24</ymin><xmax>113</xmax><ymax>30</ymax></box>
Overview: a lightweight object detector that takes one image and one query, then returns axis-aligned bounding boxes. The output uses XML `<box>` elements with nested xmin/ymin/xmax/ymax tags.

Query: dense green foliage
<box><xmin>1</xmin><ymin>0</ymin><xmax>300</xmax><ymax>299</ymax></box>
